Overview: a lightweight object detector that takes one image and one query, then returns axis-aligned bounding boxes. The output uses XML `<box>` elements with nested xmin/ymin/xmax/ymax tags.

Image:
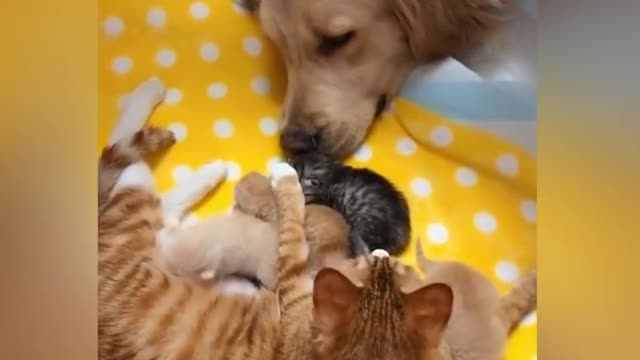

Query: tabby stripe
<box><xmin>130</xmin><ymin>273</ymin><xmax>169</xmax><ymax>327</ymax></box>
<box><xmin>147</xmin><ymin>283</ymin><xmax>193</xmax><ymax>348</ymax></box>
<box><xmin>245</xmin><ymin>305</ymin><xmax>260</xmax><ymax>347</ymax></box>
<box><xmin>175</xmin><ymin>295</ymin><xmax>221</xmax><ymax>360</ymax></box>
<box><xmin>120</xmin><ymin>265</ymin><xmax>152</xmax><ymax>309</ymax></box>
<box><xmin>222</xmin><ymin>303</ymin><xmax>253</xmax><ymax>356</ymax></box>
<box><xmin>283</xmin><ymin>292</ymin><xmax>312</xmax><ymax>312</ymax></box>
<box><xmin>205</xmin><ymin>296</ymin><xmax>237</xmax><ymax>355</ymax></box>
<box><xmin>277</xmin><ymin>260</ymin><xmax>307</xmax><ymax>285</ymax></box>
<box><xmin>98</xmin><ymin>243</ymin><xmax>145</xmax><ymax>292</ymax></box>
<box><xmin>100</xmin><ymin>257</ymin><xmax>144</xmax><ymax>305</ymax></box>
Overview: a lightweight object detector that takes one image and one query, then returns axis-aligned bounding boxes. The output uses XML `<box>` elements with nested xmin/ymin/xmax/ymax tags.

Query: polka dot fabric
<box><xmin>99</xmin><ymin>2</ymin><xmax>536</xmax><ymax>359</ymax></box>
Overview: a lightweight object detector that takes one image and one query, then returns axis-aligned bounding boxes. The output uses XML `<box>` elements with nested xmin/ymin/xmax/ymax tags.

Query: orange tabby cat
<box><xmin>99</xmin><ymin>79</ymin><xmax>281</xmax><ymax>360</ymax></box>
<box><xmin>414</xmin><ymin>240</ymin><xmax>537</xmax><ymax>359</ymax></box>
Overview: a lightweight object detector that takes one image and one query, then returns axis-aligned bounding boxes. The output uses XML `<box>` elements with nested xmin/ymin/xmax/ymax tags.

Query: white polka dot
<box><xmin>521</xmin><ymin>200</ymin><xmax>536</xmax><ymax>223</ymax></box>
<box><xmin>172</xmin><ymin>165</ymin><xmax>193</xmax><ymax>183</ymax></box>
<box><xmin>181</xmin><ymin>213</ymin><xmax>200</xmax><ymax>228</ymax></box>
<box><xmin>146</xmin><ymin>7</ymin><xmax>166</xmax><ymax>28</ymax></box>
<box><xmin>213</xmin><ymin>119</ymin><xmax>234</xmax><ymax>138</ymax></box>
<box><xmin>520</xmin><ymin>312</ymin><xmax>537</xmax><ymax>327</ymax></box>
<box><xmin>190</xmin><ymin>2</ymin><xmax>210</xmax><ymax>20</ymax></box>
<box><xmin>111</xmin><ymin>56</ymin><xmax>133</xmax><ymax>74</ymax></box>
<box><xmin>164</xmin><ymin>88</ymin><xmax>183</xmax><ymax>105</ymax></box>
<box><xmin>259</xmin><ymin>117</ymin><xmax>278</xmax><ymax>136</ymax></box>
<box><xmin>156</xmin><ymin>48</ymin><xmax>176</xmax><ymax>68</ymax></box>
<box><xmin>430</xmin><ymin>126</ymin><xmax>453</xmax><ymax>147</ymax></box>
<box><xmin>168</xmin><ymin>123</ymin><xmax>187</xmax><ymax>142</ymax></box>
<box><xmin>353</xmin><ymin>144</ymin><xmax>373</xmax><ymax>162</ymax></box>
<box><xmin>251</xmin><ymin>76</ymin><xmax>271</xmax><ymax>95</ymax></box>
<box><xmin>396</xmin><ymin>137</ymin><xmax>417</xmax><ymax>156</ymax></box>
<box><xmin>266</xmin><ymin>157</ymin><xmax>283</xmax><ymax>172</ymax></box>
<box><xmin>225</xmin><ymin>161</ymin><xmax>242</xmax><ymax>181</ymax></box>
<box><xmin>103</xmin><ymin>16</ymin><xmax>124</xmax><ymax>37</ymax></box>
<box><xmin>496</xmin><ymin>153</ymin><xmax>519</xmax><ymax>177</ymax></box>
<box><xmin>455</xmin><ymin>167</ymin><xmax>478</xmax><ymax>187</ymax></box>
<box><xmin>474</xmin><ymin>211</ymin><xmax>497</xmax><ymax>233</ymax></box>
<box><xmin>200</xmin><ymin>42</ymin><xmax>220</xmax><ymax>63</ymax></box>
<box><xmin>411</xmin><ymin>177</ymin><xmax>432</xmax><ymax>197</ymax></box>
<box><xmin>426</xmin><ymin>223</ymin><xmax>448</xmax><ymax>244</ymax></box>
<box><xmin>243</xmin><ymin>37</ymin><xmax>263</xmax><ymax>57</ymax></box>
<box><xmin>207</xmin><ymin>82</ymin><xmax>228</xmax><ymax>99</ymax></box>
<box><xmin>495</xmin><ymin>261</ymin><xmax>520</xmax><ymax>283</ymax></box>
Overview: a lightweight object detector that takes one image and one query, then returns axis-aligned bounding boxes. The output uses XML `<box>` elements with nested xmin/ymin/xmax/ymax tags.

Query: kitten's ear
<box><xmin>313</xmin><ymin>268</ymin><xmax>362</xmax><ymax>333</ymax></box>
<box><xmin>404</xmin><ymin>283</ymin><xmax>453</xmax><ymax>345</ymax></box>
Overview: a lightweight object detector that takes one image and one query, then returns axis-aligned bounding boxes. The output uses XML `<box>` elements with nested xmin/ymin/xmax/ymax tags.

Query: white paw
<box><xmin>269</xmin><ymin>162</ymin><xmax>297</xmax><ymax>187</ymax></box>
<box><xmin>200</xmin><ymin>269</ymin><xmax>215</xmax><ymax>280</ymax></box>
<box><xmin>132</xmin><ymin>77</ymin><xmax>166</xmax><ymax>107</ymax></box>
<box><xmin>195</xmin><ymin>160</ymin><xmax>228</xmax><ymax>185</ymax></box>
<box><xmin>371</xmin><ymin>249</ymin><xmax>390</xmax><ymax>258</ymax></box>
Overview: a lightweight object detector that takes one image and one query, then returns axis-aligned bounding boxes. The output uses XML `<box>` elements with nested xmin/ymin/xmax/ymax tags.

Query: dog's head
<box><xmin>248</xmin><ymin>0</ymin><xmax>507</xmax><ymax>158</ymax></box>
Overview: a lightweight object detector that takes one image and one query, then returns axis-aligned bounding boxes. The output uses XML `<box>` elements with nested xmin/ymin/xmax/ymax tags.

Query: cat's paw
<box><xmin>371</xmin><ymin>249</ymin><xmax>390</xmax><ymax>258</ymax></box>
<box><xmin>269</xmin><ymin>162</ymin><xmax>298</xmax><ymax>187</ymax></box>
<box><xmin>195</xmin><ymin>160</ymin><xmax>228</xmax><ymax>186</ymax></box>
<box><xmin>131</xmin><ymin>77</ymin><xmax>166</xmax><ymax>107</ymax></box>
<box><xmin>200</xmin><ymin>269</ymin><xmax>216</xmax><ymax>281</ymax></box>
<box><xmin>138</xmin><ymin>127</ymin><xmax>176</xmax><ymax>153</ymax></box>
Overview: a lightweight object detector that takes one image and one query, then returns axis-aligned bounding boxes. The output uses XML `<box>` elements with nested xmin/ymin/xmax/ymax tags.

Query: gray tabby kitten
<box><xmin>289</xmin><ymin>152</ymin><xmax>411</xmax><ymax>256</ymax></box>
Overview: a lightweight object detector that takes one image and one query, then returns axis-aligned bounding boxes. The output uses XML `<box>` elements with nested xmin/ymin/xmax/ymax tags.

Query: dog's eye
<box><xmin>318</xmin><ymin>31</ymin><xmax>355</xmax><ymax>56</ymax></box>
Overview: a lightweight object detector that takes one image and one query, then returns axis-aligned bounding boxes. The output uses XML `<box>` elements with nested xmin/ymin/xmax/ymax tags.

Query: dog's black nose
<box><xmin>280</xmin><ymin>127</ymin><xmax>319</xmax><ymax>155</ymax></box>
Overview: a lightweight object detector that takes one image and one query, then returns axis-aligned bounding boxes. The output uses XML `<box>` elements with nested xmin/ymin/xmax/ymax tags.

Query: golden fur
<box><xmin>248</xmin><ymin>0</ymin><xmax>509</xmax><ymax>157</ymax></box>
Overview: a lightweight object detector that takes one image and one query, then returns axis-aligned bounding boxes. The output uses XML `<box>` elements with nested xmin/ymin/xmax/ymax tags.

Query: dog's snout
<box><xmin>280</xmin><ymin>127</ymin><xmax>320</xmax><ymax>155</ymax></box>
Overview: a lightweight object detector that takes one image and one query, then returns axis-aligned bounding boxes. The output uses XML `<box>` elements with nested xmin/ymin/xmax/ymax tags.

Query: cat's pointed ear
<box><xmin>404</xmin><ymin>283</ymin><xmax>453</xmax><ymax>345</ymax></box>
<box><xmin>313</xmin><ymin>268</ymin><xmax>362</xmax><ymax>333</ymax></box>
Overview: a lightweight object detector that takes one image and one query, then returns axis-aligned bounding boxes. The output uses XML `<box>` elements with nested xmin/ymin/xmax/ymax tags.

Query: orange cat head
<box><xmin>312</xmin><ymin>250</ymin><xmax>452</xmax><ymax>360</ymax></box>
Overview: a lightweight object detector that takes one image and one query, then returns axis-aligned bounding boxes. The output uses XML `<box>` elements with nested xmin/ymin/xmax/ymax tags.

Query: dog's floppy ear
<box><xmin>392</xmin><ymin>0</ymin><xmax>509</xmax><ymax>61</ymax></box>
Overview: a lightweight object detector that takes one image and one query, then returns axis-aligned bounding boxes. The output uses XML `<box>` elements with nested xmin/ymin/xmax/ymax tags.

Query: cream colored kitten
<box><xmin>156</xmin><ymin>171</ymin><xmax>351</xmax><ymax>287</ymax></box>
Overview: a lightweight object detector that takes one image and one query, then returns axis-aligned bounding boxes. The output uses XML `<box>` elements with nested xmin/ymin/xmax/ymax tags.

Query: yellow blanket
<box><xmin>99</xmin><ymin>1</ymin><xmax>536</xmax><ymax>358</ymax></box>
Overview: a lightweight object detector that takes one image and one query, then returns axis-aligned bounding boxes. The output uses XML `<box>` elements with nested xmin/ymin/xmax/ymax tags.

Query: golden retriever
<box><xmin>243</xmin><ymin>0</ymin><xmax>510</xmax><ymax>158</ymax></box>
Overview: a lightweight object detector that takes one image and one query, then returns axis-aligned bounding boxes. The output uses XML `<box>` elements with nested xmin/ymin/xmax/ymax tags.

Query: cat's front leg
<box><xmin>162</xmin><ymin>160</ymin><xmax>227</xmax><ymax>222</ymax></box>
<box><xmin>269</xmin><ymin>162</ymin><xmax>311</xmax><ymax>306</ymax></box>
<box><xmin>109</xmin><ymin>77</ymin><xmax>166</xmax><ymax>145</ymax></box>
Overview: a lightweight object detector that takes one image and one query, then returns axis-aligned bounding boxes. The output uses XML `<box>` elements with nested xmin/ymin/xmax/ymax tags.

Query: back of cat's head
<box><xmin>312</xmin><ymin>254</ymin><xmax>453</xmax><ymax>360</ymax></box>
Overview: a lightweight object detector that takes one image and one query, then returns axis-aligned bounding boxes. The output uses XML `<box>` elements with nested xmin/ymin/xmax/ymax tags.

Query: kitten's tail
<box><xmin>98</xmin><ymin>127</ymin><xmax>175</xmax><ymax>215</ymax></box>
<box><xmin>497</xmin><ymin>270</ymin><xmax>537</xmax><ymax>335</ymax></box>
<box><xmin>349</xmin><ymin>231</ymin><xmax>372</xmax><ymax>257</ymax></box>
<box><xmin>415</xmin><ymin>237</ymin><xmax>437</xmax><ymax>274</ymax></box>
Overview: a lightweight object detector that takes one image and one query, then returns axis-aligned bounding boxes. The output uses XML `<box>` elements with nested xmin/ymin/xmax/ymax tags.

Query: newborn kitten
<box><xmin>289</xmin><ymin>152</ymin><xmax>411</xmax><ymax>257</ymax></box>
<box><xmin>158</xmin><ymin>172</ymin><xmax>351</xmax><ymax>288</ymax></box>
